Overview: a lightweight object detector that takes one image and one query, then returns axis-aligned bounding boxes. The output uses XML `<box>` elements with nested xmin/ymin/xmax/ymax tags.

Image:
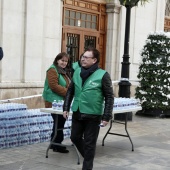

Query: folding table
<box><xmin>40</xmin><ymin>106</ymin><xmax>142</xmax><ymax>165</ymax></box>
<box><xmin>102</xmin><ymin>106</ymin><xmax>142</xmax><ymax>151</ymax></box>
<box><xmin>40</xmin><ymin>108</ymin><xmax>80</xmax><ymax>164</ymax></box>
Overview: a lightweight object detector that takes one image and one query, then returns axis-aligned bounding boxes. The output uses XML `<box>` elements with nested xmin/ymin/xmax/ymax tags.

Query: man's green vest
<box><xmin>72</xmin><ymin>67</ymin><xmax>106</xmax><ymax>115</ymax></box>
<box><xmin>42</xmin><ymin>64</ymin><xmax>67</xmax><ymax>102</ymax></box>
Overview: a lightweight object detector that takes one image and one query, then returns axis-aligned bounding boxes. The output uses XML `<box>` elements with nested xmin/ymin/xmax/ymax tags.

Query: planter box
<box><xmin>136</xmin><ymin>109</ymin><xmax>170</xmax><ymax>118</ymax></box>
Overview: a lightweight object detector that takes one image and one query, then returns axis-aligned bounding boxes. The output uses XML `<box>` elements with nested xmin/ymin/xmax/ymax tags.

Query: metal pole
<box><xmin>118</xmin><ymin>6</ymin><xmax>132</xmax><ymax>98</ymax></box>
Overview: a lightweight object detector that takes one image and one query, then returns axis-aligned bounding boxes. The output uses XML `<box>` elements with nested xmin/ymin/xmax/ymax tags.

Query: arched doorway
<box><xmin>62</xmin><ymin>0</ymin><xmax>107</xmax><ymax>69</ymax></box>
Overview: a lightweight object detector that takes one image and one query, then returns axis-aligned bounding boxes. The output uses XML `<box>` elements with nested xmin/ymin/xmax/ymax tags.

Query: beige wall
<box><xmin>0</xmin><ymin>0</ymin><xmax>166</xmax><ymax>106</ymax></box>
<box><xmin>106</xmin><ymin>0</ymin><xmax>165</xmax><ymax>80</ymax></box>
<box><xmin>105</xmin><ymin>0</ymin><xmax>165</xmax><ymax>97</ymax></box>
<box><xmin>0</xmin><ymin>0</ymin><xmax>63</xmax><ymax>82</ymax></box>
<box><xmin>0</xmin><ymin>0</ymin><xmax>63</xmax><ymax>107</ymax></box>
<box><xmin>0</xmin><ymin>86</ymin><xmax>44</xmax><ymax>109</ymax></box>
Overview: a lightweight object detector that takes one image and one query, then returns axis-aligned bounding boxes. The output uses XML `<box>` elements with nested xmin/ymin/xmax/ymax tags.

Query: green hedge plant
<box><xmin>135</xmin><ymin>32</ymin><xmax>170</xmax><ymax>111</ymax></box>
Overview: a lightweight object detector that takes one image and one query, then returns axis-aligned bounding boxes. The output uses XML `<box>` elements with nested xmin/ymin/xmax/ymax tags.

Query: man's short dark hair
<box><xmin>85</xmin><ymin>47</ymin><xmax>100</xmax><ymax>63</ymax></box>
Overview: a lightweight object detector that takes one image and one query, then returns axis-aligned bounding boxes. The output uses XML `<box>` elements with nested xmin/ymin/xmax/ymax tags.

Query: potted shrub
<box><xmin>135</xmin><ymin>32</ymin><xmax>170</xmax><ymax>117</ymax></box>
<box><xmin>119</xmin><ymin>0</ymin><xmax>151</xmax><ymax>6</ymax></box>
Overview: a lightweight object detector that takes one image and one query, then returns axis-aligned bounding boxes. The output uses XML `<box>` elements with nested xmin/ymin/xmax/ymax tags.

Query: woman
<box><xmin>43</xmin><ymin>52</ymin><xmax>70</xmax><ymax>153</ymax></box>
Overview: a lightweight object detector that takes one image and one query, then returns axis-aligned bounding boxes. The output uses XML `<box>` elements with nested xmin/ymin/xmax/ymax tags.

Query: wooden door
<box><xmin>164</xmin><ymin>17</ymin><xmax>170</xmax><ymax>32</ymax></box>
<box><xmin>62</xmin><ymin>28</ymin><xmax>101</xmax><ymax>66</ymax></box>
<box><xmin>62</xmin><ymin>0</ymin><xmax>106</xmax><ymax>69</ymax></box>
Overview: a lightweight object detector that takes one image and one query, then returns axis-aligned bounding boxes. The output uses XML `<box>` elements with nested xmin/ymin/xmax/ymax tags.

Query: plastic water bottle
<box><xmin>52</xmin><ymin>100</ymin><xmax>57</xmax><ymax>110</ymax></box>
<box><xmin>0</xmin><ymin>125</ymin><xmax>6</xmax><ymax>149</ymax></box>
<box><xmin>58</xmin><ymin>100</ymin><xmax>64</xmax><ymax>110</ymax></box>
<box><xmin>63</xmin><ymin>116</ymin><xmax>72</xmax><ymax>139</ymax></box>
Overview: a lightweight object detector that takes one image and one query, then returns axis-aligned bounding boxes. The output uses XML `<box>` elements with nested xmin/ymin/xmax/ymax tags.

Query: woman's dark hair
<box><xmin>53</xmin><ymin>52</ymin><xmax>69</xmax><ymax>67</ymax></box>
<box><xmin>85</xmin><ymin>47</ymin><xmax>100</xmax><ymax>63</ymax></box>
<box><xmin>53</xmin><ymin>52</ymin><xmax>71</xmax><ymax>78</ymax></box>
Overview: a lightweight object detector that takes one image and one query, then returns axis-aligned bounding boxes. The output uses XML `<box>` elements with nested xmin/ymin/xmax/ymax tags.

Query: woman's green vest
<box><xmin>72</xmin><ymin>61</ymin><xmax>80</xmax><ymax>71</ymax></box>
<box><xmin>72</xmin><ymin>67</ymin><xmax>106</xmax><ymax>115</ymax></box>
<box><xmin>42</xmin><ymin>64</ymin><xmax>66</xmax><ymax>102</ymax></box>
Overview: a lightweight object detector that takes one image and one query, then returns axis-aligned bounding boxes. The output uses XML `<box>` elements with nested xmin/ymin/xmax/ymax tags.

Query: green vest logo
<box><xmin>89</xmin><ymin>80</ymin><xmax>99</xmax><ymax>87</ymax></box>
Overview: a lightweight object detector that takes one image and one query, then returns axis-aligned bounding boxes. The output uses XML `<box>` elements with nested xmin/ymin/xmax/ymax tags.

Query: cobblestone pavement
<box><xmin>0</xmin><ymin>114</ymin><xmax>170</xmax><ymax>170</ymax></box>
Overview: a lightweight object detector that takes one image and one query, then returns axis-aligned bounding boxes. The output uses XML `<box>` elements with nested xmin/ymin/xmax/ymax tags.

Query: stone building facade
<box><xmin>0</xmin><ymin>0</ymin><xmax>166</xmax><ymax>107</ymax></box>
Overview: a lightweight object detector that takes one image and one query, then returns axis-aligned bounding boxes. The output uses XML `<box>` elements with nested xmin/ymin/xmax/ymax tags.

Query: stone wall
<box><xmin>0</xmin><ymin>0</ymin><xmax>166</xmax><ymax>104</ymax></box>
<box><xmin>0</xmin><ymin>82</ymin><xmax>44</xmax><ymax>109</ymax></box>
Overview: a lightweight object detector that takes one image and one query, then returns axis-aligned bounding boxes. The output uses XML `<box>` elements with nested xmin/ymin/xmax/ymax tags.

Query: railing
<box><xmin>0</xmin><ymin>80</ymin><xmax>140</xmax><ymax>103</ymax></box>
<box><xmin>0</xmin><ymin>94</ymin><xmax>42</xmax><ymax>104</ymax></box>
<box><xmin>112</xmin><ymin>80</ymin><xmax>139</xmax><ymax>84</ymax></box>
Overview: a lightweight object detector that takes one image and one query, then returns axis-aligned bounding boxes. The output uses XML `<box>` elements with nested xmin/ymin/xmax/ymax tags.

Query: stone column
<box><xmin>105</xmin><ymin>0</ymin><xmax>121</xmax><ymax>80</ymax></box>
<box><xmin>155</xmin><ymin>0</ymin><xmax>166</xmax><ymax>31</ymax></box>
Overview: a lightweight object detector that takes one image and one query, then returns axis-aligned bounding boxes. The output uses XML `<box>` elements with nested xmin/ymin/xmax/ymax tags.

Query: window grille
<box><xmin>66</xmin><ymin>33</ymin><xmax>79</xmax><ymax>63</ymax></box>
<box><xmin>84</xmin><ymin>36</ymin><xmax>96</xmax><ymax>51</ymax></box>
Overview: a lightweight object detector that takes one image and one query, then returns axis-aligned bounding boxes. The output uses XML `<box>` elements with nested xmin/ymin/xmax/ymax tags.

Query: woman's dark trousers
<box><xmin>51</xmin><ymin>114</ymin><xmax>66</xmax><ymax>149</ymax></box>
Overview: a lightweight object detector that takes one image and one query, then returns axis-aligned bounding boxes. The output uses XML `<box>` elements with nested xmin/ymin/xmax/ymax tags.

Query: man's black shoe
<box><xmin>50</xmin><ymin>144</ymin><xmax>66</xmax><ymax>150</ymax></box>
<box><xmin>53</xmin><ymin>147</ymin><xmax>69</xmax><ymax>153</ymax></box>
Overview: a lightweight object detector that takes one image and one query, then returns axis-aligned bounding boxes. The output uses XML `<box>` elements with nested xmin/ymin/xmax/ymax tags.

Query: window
<box><xmin>64</xmin><ymin>10</ymin><xmax>98</xmax><ymax>30</ymax></box>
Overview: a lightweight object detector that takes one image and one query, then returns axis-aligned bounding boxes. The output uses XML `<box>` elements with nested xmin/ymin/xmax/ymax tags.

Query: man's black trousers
<box><xmin>70</xmin><ymin>114</ymin><xmax>100</xmax><ymax>170</ymax></box>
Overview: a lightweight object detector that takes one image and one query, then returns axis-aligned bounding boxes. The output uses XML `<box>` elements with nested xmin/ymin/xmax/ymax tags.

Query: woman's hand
<box><xmin>63</xmin><ymin>111</ymin><xmax>69</xmax><ymax>119</ymax></box>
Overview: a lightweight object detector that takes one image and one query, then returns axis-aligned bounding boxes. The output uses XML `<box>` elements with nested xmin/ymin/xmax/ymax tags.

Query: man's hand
<box><xmin>63</xmin><ymin>111</ymin><xmax>69</xmax><ymax>119</ymax></box>
<box><xmin>101</xmin><ymin>120</ymin><xmax>109</xmax><ymax>127</ymax></box>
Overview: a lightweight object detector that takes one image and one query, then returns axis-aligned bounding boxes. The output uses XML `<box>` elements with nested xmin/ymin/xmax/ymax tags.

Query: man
<box><xmin>63</xmin><ymin>47</ymin><xmax>114</xmax><ymax>170</ymax></box>
<box><xmin>0</xmin><ymin>47</ymin><xmax>3</xmax><ymax>60</ymax></box>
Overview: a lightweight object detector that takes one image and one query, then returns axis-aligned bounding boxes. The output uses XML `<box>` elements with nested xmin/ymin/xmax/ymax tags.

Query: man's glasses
<box><xmin>82</xmin><ymin>55</ymin><xmax>94</xmax><ymax>59</ymax></box>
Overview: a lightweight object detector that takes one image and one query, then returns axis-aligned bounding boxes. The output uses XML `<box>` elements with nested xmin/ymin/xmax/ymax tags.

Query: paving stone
<box><xmin>0</xmin><ymin>115</ymin><xmax>170</xmax><ymax>170</ymax></box>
